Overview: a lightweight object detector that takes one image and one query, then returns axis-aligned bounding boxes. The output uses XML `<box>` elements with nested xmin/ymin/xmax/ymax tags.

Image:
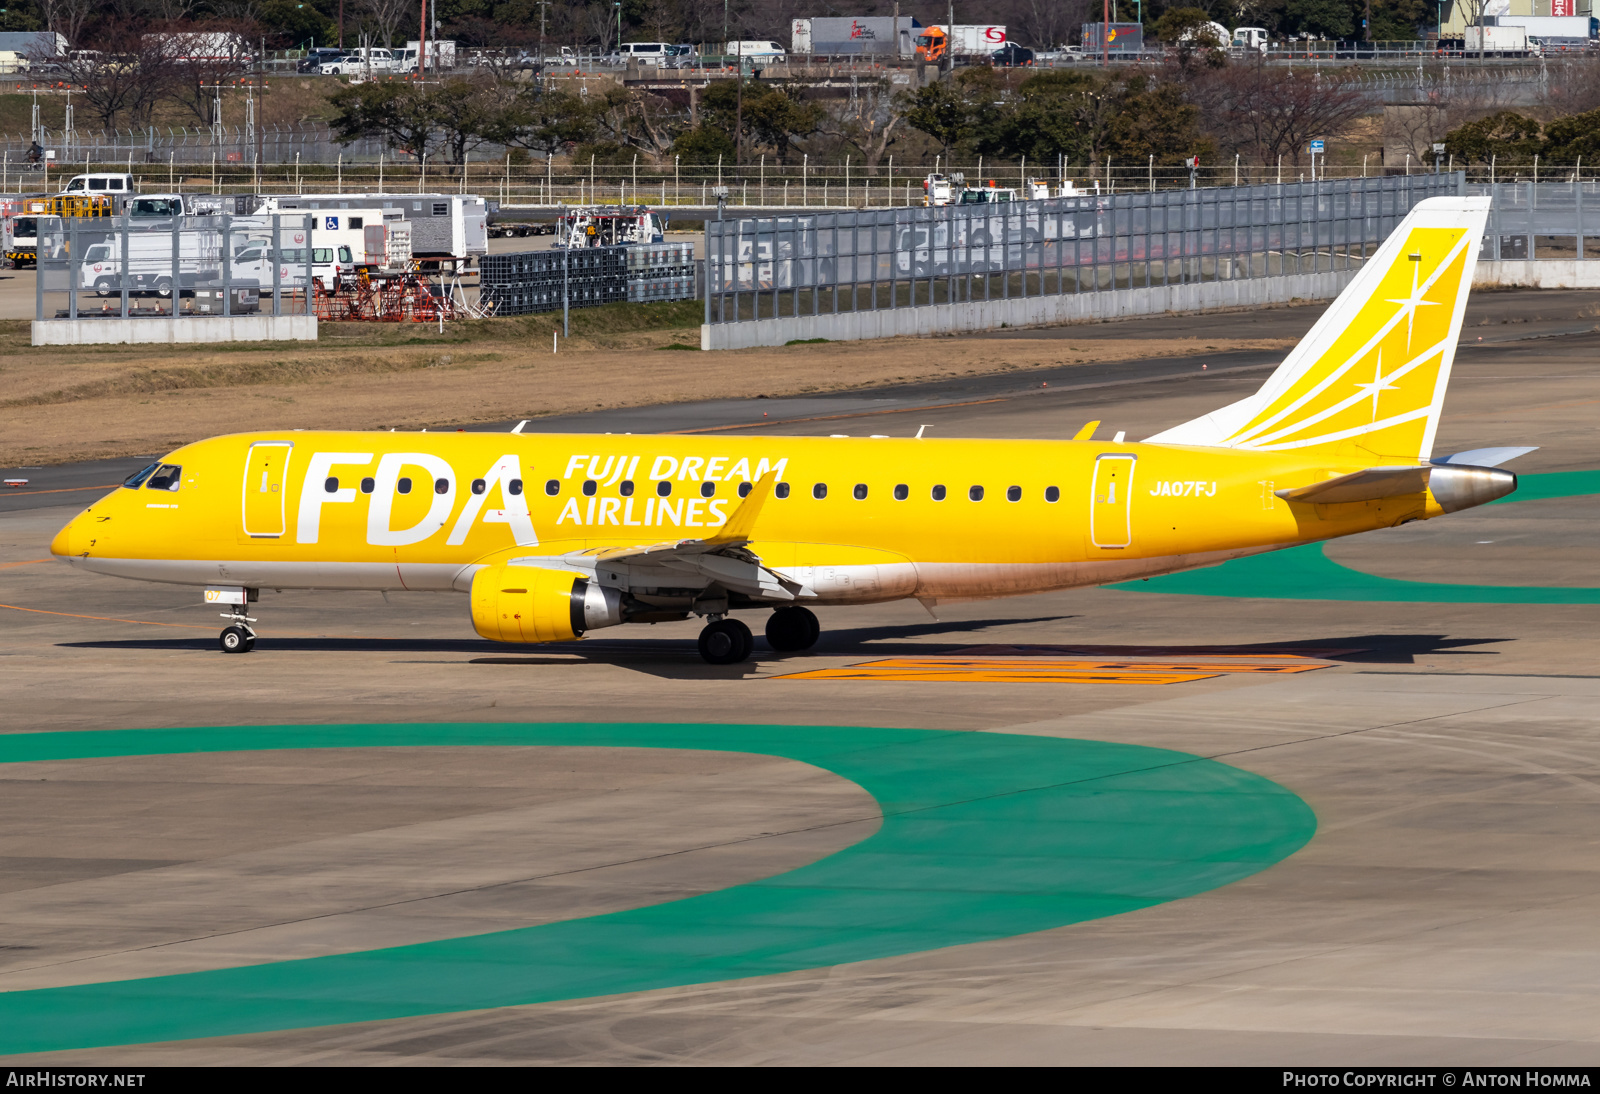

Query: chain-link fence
<box><xmin>704</xmin><ymin>173</ymin><xmax>1462</xmax><ymax>325</ymax></box>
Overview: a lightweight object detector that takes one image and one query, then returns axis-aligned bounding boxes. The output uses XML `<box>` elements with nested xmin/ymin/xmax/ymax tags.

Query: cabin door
<box><xmin>242</xmin><ymin>441</ymin><xmax>293</xmax><ymax>539</ymax></box>
<box><xmin>1089</xmin><ymin>454</ymin><xmax>1135</xmax><ymax>549</ymax></box>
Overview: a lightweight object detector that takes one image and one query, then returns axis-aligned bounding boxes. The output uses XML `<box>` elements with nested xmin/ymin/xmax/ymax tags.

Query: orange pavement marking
<box><xmin>0</xmin><ymin>602</ymin><xmax>212</xmax><ymax>629</ymax></box>
<box><xmin>772</xmin><ymin>655</ymin><xmax>1335</xmax><ymax>684</ymax></box>
<box><xmin>0</xmin><ymin>484</ymin><xmax>117</xmax><ymax>496</ymax></box>
<box><xmin>0</xmin><ymin>558</ymin><xmax>52</xmax><ymax>570</ymax></box>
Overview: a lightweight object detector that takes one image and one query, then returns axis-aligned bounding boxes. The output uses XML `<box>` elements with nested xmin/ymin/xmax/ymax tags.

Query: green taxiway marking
<box><xmin>0</xmin><ymin>723</ymin><xmax>1315</xmax><ymax>1053</ymax></box>
<box><xmin>1113</xmin><ymin>469</ymin><xmax>1600</xmax><ymax>603</ymax></box>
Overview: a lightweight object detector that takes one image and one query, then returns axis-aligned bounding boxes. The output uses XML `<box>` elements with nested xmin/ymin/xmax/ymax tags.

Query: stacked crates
<box><xmin>479</xmin><ymin>245</ymin><xmax>628</xmax><ymax>316</ymax></box>
<box><xmin>625</xmin><ymin>242</ymin><xmax>696</xmax><ymax>304</ymax></box>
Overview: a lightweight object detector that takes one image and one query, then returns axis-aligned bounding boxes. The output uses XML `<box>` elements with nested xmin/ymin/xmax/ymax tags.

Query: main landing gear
<box><xmin>765</xmin><ymin>606</ymin><xmax>820</xmax><ymax>652</ymax></box>
<box><xmin>694</xmin><ymin>606</ymin><xmax>820</xmax><ymax>665</ymax></box>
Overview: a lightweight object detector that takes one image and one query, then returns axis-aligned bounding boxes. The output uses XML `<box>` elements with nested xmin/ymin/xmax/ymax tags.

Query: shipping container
<box><xmin>791</xmin><ymin>17</ymin><xmax>921</xmax><ymax>57</ymax></box>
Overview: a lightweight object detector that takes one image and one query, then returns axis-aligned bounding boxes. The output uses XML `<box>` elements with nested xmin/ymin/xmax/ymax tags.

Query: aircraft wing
<box><xmin>561</xmin><ymin>474</ymin><xmax>803</xmax><ymax>600</ymax></box>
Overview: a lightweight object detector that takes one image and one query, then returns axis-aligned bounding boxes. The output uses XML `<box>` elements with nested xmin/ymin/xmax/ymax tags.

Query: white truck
<box><xmin>253</xmin><ymin>194</ymin><xmax>486</xmax><ymax>268</ymax></box>
<box><xmin>1464</xmin><ymin>25</ymin><xmax>1530</xmax><ymax>53</ymax></box>
<box><xmin>395</xmin><ymin>39</ymin><xmax>457</xmax><ymax>73</ymax></box>
<box><xmin>77</xmin><ymin>229</ymin><xmax>221</xmax><ymax>298</ymax></box>
<box><xmin>235</xmin><ymin>208</ymin><xmax>412</xmax><ymax>290</ymax></box>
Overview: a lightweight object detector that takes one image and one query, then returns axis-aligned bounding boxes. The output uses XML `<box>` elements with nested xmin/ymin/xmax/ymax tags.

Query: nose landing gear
<box><xmin>207</xmin><ymin>586</ymin><xmax>259</xmax><ymax>654</ymax></box>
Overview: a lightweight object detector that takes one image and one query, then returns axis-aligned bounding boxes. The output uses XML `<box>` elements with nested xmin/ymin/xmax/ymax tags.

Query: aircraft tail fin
<box><xmin>1146</xmin><ymin>196</ymin><xmax>1490</xmax><ymax>463</ymax></box>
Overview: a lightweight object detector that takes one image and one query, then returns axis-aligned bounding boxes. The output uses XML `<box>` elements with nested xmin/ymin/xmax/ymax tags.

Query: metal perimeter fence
<box><xmin>704</xmin><ymin>173</ymin><xmax>1462</xmax><ymax>325</ymax></box>
<box><xmin>1471</xmin><ymin>180</ymin><xmax>1600</xmax><ymax>260</ymax></box>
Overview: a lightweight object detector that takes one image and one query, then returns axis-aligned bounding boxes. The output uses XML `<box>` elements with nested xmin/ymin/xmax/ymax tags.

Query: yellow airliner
<box><xmin>51</xmin><ymin>197</ymin><xmax>1526</xmax><ymax>663</ymax></box>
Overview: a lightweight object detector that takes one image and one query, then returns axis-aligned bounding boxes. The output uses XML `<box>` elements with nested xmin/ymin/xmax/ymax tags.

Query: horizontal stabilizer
<box><xmin>1274</xmin><ymin>466</ymin><xmax>1429</xmax><ymax>505</ymax></box>
<box><xmin>1431</xmin><ymin>446</ymin><xmax>1537</xmax><ymax>468</ymax></box>
<box><xmin>1276</xmin><ymin>462</ymin><xmax>1517</xmax><ymax>512</ymax></box>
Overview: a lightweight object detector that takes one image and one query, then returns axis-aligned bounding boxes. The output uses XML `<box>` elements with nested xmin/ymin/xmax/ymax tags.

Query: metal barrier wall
<box><xmin>1471</xmin><ymin>181</ymin><xmax>1600</xmax><ymax>260</ymax></box>
<box><xmin>37</xmin><ymin>214</ymin><xmax>319</xmax><ymax>322</ymax></box>
<box><xmin>704</xmin><ymin>173</ymin><xmax>1463</xmax><ymax>326</ymax></box>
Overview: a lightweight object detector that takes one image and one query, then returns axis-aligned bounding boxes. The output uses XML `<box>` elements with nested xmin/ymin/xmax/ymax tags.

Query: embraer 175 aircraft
<box><xmin>52</xmin><ymin>197</ymin><xmax>1529</xmax><ymax>663</ymax></box>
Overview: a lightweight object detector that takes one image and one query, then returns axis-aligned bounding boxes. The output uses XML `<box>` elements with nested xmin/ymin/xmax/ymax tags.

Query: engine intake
<box><xmin>470</xmin><ymin>563</ymin><xmax>623</xmax><ymax>644</ymax></box>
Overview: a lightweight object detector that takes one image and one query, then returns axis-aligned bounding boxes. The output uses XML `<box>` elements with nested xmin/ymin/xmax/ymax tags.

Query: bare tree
<box><xmin>1017</xmin><ymin>0</ymin><xmax>1088</xmax><ymax>50</ymax></box>
<box><xmin>35</xmin><ymin>0</ymin><xmax>95</xmax><ymax>46</ymax></box>
<box><xmin>1191</xmin><ymin>60</ymin><xmax>1367</xmax><ymax>168</ymax></box>
<box><xmin>363</xmin><ymin>0</ymin><xmax>414</xmax><ymax>51</ymax></box>
<box><xmin>820</xmin><ymin>77</ymin><xmax>903</xmax><ymax>167</ymax></box>
<box><xmin>57</xmin><ymin>32</ymin><xmax>176</xmax><ymax>129</ymax></box>
<box><xmin>159</xmin><ymin>21</ymin><xmax>257</xmax><ymax>128</ymax></box>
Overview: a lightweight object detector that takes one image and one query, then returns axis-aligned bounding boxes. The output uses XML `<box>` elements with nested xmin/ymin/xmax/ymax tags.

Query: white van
<box><xmin>62</xmin><ymin>172</ymin><xmax>135</xmax><ymax>195</ymax></box>
<box><xmin>1232</xmin><ymin>27</ymin><xmax>1269</xmax><ymax>52</ymax></box>
<box><xmin>619</xmin><ymin>42</ymin><xmax>671</xmax><ymax>62</ymax></box>
<box><xmin>726</xmin><ymin>40</ymin><xmax>786</xmax><ymax>59</ymax></box>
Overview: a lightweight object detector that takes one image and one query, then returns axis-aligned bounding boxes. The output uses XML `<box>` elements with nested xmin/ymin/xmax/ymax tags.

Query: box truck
<box><xmin>252</xmin><ymin>194</ymin><xmax>487</xmax><ymax>266</ymax></box>
<box><xmin>1464</xmin><ymin>25</ymin><xmax>1530</xmax><ymax>53</ymax></box>
<box><xmin>77</xmin><ymin>229</ymin><xmax>221</xmax><ymax>297</ymax></box>
<box><xmin>914</xmin><ymin>25</ymin><xmax>1007</xmax><ymax>62</ymax></box>
<box><xmin>791</xmin><ymin>17</ymin><xmax>920</xmax><ymax>57</ymax></box>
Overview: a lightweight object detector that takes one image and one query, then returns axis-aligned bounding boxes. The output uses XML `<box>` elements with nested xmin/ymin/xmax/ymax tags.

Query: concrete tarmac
<box><xmin>4</xmin><ymin>293</ymin><xmax>1600</xmax><ymax>1063</ymax></box>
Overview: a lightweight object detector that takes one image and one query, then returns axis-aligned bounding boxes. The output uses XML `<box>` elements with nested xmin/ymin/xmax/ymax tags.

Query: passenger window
<box><xmin>853</xmin><ymin>484</ymin><xmax>867</xmax><ymax>500</ymax></box>
<box><xmin>350</xmin><ymin>217</ymin><xmax>364</xmax><ymax>229</ymax></box>
<box><xmin>776</xmin><ymin>482</ymin><xmax>790</xmax><ymax>498</ymax></box>
<box><xmin>324</xmin><ymin>476</ymin><xmax>339</xmax><ymax>493</ymax></box>
<box><xmin>582</xmin><ymin>479</ymin><xmax>597</xmax><ymax>496</ymax></box>
<box><xmin>656</xmin><ymin>480</ymin><xmax>672</xmax><ymax>496</ymax></box>
<box><xmin>123</xmin><ymin>463</ymin><xmax>158</xmax><ymax>488</ymax></box>
<box><xmin>338</xmin><ymin>246</ymin><xmax>353</xmax><ymax>263</ymax></box>
<box><xmin>620</xmin><ymin>480</ymin><xmax>634</xmax><ymax>496</ymax></box>
<box><xmin>1045</xmin><ymin>485</ymin><xmax>1060</xmax><ymax>503</ymax></box>
<box><xmin>1006</xmin><ymin>485</ymin><xmax>1021</xmax><ymax>502</ymax></box>
<box><xmin>893</xmin><ymin>484</ymin><xmax>908</xmax><ymax>500</ymax></box>
<box><xmin>508</xmin><ymin>478</ymin><xmax>523</xmax><ymax>495</ymax></box>
<box><xmin>471</xmin><ymin>479</ymin><xmax>486</xmax><ymax>495</ymax></box>
<box><xmin>434</xmin><ymin>478</ymin><xmax>449</xmax><ymax>494</ymax></box>
<box><xmin>145</xmin><ymin>464</ymin><xmax>182</xmax><ymax>491</ymax></box>
<box><xmin>545</xmin><ymin>479</ymin><xmax>559</xmax><ymax>495</ymax></box>
<box><xmin>931</xmin><ymin>484</ymin><xmax>946</xmax><ymax>501</ymax></box>
<box><xmin>397</xmin><ymin>477</ymin><xmax>412</xmax><ymax>494</ymax></box>
<box><xmin>738</xmin><ymin>481</ymin><xmax>752</xmax><ymax>498</ymax></box>
<box><xmin>813</xmin><ymin>483</ymin><xmax>827</xmax><ymax>499</ymax></box>
<box><xmin>700</xmin><ymin>481</ymin><xmax>714</xmax><ymax>498</ymax></box>
<box><xmin>361</xmin><ymin>477</ymin><xmax>375</xmax><ymax>494</ymax></box>
<box><xmin>969</xmin><ymin>485</ymin><xmax>985</xmax><ymax>501</ymax></box>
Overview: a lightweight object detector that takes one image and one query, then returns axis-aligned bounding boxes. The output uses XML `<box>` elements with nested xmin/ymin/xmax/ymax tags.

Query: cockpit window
<box><xmin>145</xmin><ymin>464</ymin><xmax>182</xmax><ymax>491</ymax></box>
<box><xmin>123</xmin><ymin>463</ymin><xmax>159</xmax><ymax>488</ymax></box>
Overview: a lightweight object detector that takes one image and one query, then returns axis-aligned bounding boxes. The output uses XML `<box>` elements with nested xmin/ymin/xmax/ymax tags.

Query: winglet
<box><xmin>1073</xmin><ymin>420</ymin><xmax>1100</xmax><ymax>441</ymax></box>
<box><xmin>706</xmin><ymin>473</ymin><xmax>776</xmax><ymax>544</ymax></box>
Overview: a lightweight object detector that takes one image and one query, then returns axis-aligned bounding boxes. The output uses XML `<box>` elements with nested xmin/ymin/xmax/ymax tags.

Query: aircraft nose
<box><xmin>50</xmin><ymin>510</ymin><xmax>89</xmax><ymax>558</ymax></box>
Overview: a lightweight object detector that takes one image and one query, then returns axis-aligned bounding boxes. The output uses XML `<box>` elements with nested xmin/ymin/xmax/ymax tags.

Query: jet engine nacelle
<box><xmin>470</xmin><ymin>563</ymin><xmax>624</xmax><ymax>644</ymax></box>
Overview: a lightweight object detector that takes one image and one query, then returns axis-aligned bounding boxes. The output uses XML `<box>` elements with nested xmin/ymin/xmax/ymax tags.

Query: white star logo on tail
<box><xmin>1385</xmin><ymin>256</ymin><xmax>1442</xmax><ymax>350</ymax></box>
<box><xmin>1353</xmin><ymin>352</ymin><xmax>1401</xmax><ymax>421</ymax></box>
